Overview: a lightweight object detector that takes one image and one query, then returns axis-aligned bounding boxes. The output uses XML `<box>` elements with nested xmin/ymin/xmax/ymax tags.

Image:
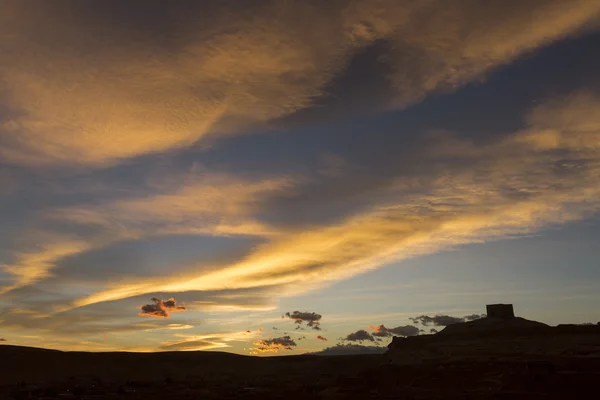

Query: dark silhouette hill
<box><xmin>2</xmin><ymin>319</ymin><xmax>599</xmax><ymax>399</ymax></box>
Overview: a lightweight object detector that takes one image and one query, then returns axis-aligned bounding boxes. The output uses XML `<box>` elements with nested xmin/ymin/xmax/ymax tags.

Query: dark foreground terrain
<box><xmin>2</xmin><ymin>320</ymin><xmax>599</xmax><ymax>399</ymax></box>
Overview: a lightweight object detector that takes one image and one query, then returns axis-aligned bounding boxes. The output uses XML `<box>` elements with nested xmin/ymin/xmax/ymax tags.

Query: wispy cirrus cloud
<box><xmin>53</xmin><ymin>92</ymin><xmax>600</xmax><ymax>314</ymax></box>
<box><xmin>2</xmin><ymin>1</ymin><xmax>600</xmax><ymax>352</ymax></box>
<box><xmin>370</xmin><ymin>324</ymin><xmax>420</xmax><ymax>337</ymax></box>
<box><xmin>159</xmin><ymin>330</ymin><xmax>257</xmax><ymax>352</ymax></box>
<box><xmin>1</xmin><ymin>1</ymin><xmax>598</xmax><ymax>165</ymax></box>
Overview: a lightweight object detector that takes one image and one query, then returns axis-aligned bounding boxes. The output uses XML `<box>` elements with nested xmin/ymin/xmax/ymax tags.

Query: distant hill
<box><xmin>308</xmin><ymin>344</ymin><xmax>387</xmax><ymax>356</ymax></box>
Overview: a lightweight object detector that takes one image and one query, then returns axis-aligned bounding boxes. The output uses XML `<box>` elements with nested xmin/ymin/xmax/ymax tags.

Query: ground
<box><xmin>2</xmin><ymin>321</ymin><xmax>599</xmax><ymax>399</ymax></box>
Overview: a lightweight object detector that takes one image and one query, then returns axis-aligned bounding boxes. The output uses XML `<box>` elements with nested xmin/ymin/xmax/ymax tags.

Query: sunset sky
<box><xmin>1</xmin><ymin>0</ymin><xmax>600</xmax><ymax>355</ymax></box>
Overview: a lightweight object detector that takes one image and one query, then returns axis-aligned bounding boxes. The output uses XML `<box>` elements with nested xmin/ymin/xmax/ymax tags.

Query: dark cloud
<box><xmin>388</xmin><ymin>325</ymin><xmax>420</xmax><ymax>337</ymax></box>
<box><xmin>464</xmin><ymin>314</ymin><xmax>486</xmax><ymax>321</ymax></box>
<box><xmin>410</xmin><ymin>315</ymin><xmax>465</xmax><ymax>326</ymax></box>
<box><xmin>284</xmin><ymin>311</ymin><xmax>322</xmax><ymax>330</ymax></box>
<box><xmin>316</xmin><ymin>335</ymin><xmax>328</xmax><ymax>341</ymax></box>
<box><xmin>0</xmin><ymin>338</ymin><xmax>6</xmax><ymax>342</ymax></box>
<box><xmin>253</xmin><ymin>335</ymin><xmax>297</xmax><ymax>351</ymax></box>
<box><xmin>344</xmin><ymin>329</ymin><xmax>378</xmax><ymax>343</ymax></box>
<box><xmin>310</xmin><ymin>343</ymin><xmax>386</xmax><ymax>356</ymax></box>
<box><xmin>139</xmin><ymin>297</ymin><xmax>187</xmax><ymax>318</ymax></box>
<box><xmin>430</xmin><ymin>328</ymin><xmax>438</xmax><ymax>334</ymax></box>
<box><xmin>371</xmin><ymin>324</ymin><xmax>420</xmax><ymax>337</ymax></box>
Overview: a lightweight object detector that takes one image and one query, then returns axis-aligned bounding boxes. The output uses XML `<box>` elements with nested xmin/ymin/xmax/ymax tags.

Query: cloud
<box><xmin>251</xmin><ymin>335</ymin><xmax>297</xmax><ymax>353</ymax></box>
<box><xmin>144</xmin><ymin>324</ymin><xmax>194</xmax><ymax>332</ymax></box>
<box><xmin>2</xmin><ymin>3</ymin><xmax>600</xmax><ymax>351</ymax></box>
<box><xmin>139</xmin><ymin>297</ymin><xmax>187</xmax><ymax>318</ymax></box>
<box><xmin>344</xmin><ymin>329</ymin><xmax>378</xmax><ymax>343</ymax></box>
<box><xmin>310</xmin><ymin>343</ymin><xmax>387</xmax><ymax>356</ymax></box>
<box><xmin>49</xmin><ymin>171</ymin><xmax>291</xmax><ymax>238</ymax></box>
<box><xmin>429</xmin><ymin>328</ymin><xmax>438</xmax><ymax>334</ymax></box>
<box><xmin>2</xmin><ymin>1</ymin><xmax>599</xmax><ymax>165</ymax></box>
<box><xmin>464</xmin><ymin>314</ymin><xmax>486</xmax><ymax>322</ymax></box>
<box><xmin>0</xmin><ymin>171</ymin><xmax>290</xmax><ymax>295</ymax></box>
<box><xmin>0</xmin><ymin>338</ymin><xmax>6</xmax><ymax>342</ymax></box>
<box><xmin>316</xmin><ymin>335</ymin><xmax>328</xmax><ymax>341</ymax></box>
<box><xmin>0</xmin><ymin>233</ymin><xmax>91</xmax><ymax>295</ymax></box>
<box><xmin>382</xmin><ymin>0</ymin><xmax>600</xmax><ymax>107</ymax></box>
<box><xmin>160</xmin><ymin>331</ymin><xmax>254</xmax><ymax>352</ymax></box>
<box><xmin>371</xmin><ymin>324</ymin><xmax>420</xmax><ymax>337</ymax></box>
<box><xmin>60</xmin><ymin>91</ymin><xmax>600</xmax><ymax>313</ymax></box>
<box><xmin>160</xmin><ymin>339</ymin><xmax>229</xmax><ymax>352</ymax></box>
<box><xmin>284</xmin><ymin>311</ymin><xmax>322</xmax><ymax>330</ymax></box>
<box><xmin>410</xmin><ymin>315</ymin><xmax>465</xmax><ymax>326</ymax></box>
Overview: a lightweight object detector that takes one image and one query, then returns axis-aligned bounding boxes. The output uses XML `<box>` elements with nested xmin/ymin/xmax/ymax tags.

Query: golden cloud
<box><xmin>0</xmin><ymin>232</ymin><xmax>90</xmax><ymax>295</ymax></box>
<box><xmin>1</xmin><ymin>1</ymin><xmax>598</xmax><ymax>165</ymax></box>
<box><xmin>63</xmin><ymin>92</ymin><xmax>600</xmax><ymax>310</ymax></box>
<box><xmin>0</xmin><ymin>172</ymin><xmax>291</xmax><ymax>293</ymax></box>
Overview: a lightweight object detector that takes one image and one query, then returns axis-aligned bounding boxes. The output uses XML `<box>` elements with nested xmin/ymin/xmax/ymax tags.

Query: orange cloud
<box><xmin>160</xmin><ymin>331</ymin><xmax>257</xmax><ymax>351</ymax></box>
<box><xmin>139</xmin><ymin>297</ymin><xmax>187</xmax><ymax>318</ymax></box>
<box><xmin>1</xmin><ymin>1</ymin><xmax>598</xmax><ymax>165</ymax></box>
<box><xmin>64</xmin><ymin>92</ymin><xmax>600</xmax><ymax>311</ymax></box>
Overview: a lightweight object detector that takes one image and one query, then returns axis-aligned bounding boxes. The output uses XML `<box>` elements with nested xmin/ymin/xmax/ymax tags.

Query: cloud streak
<box><xmin>54</xmin><ymin>91</ymin><xmax>600</xmax><ymax>315</ymax></box>
<box><xmin>1</xmin><ymin>1</ymin><xmax>598</xmax><ymax>165</ymax></box>
<box><xmin>159</xmin><ymin>331</ymin><xmax>256</xmax><ymax>352</ymax></box>
<box><xmin>284</xmin><ymin>311</ymin><xmax>322</xmax><ymax>330</ymax></box>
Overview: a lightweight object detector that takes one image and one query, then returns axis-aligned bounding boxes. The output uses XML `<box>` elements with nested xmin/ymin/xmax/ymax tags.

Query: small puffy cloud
<box><xmin>284</xmin><ymin>311</ymin><xmax>322</xmax><ymax>330</ymax></box>
<box><xmin>139</xmin><ymin>297</ymin><xmax>187</xmax><ymax>318</ymax></box>
<box><xmin>389</xmin><ymin>325</ymin><xmax>420</xmax><ymax>337</ymax></box>
<box><xmin>370</xmin><ymin>324</ymin><xmax>419</xmax><ymax>337</ymax></box>
<box><xmin>464</xmin><ymin>314</ymin><xmax>486</xmax><ymax>321</ymax></box>
<box><xmin>310</xmin><ymin>344</ymin><xmax>386</xmax><ymax>356</ymax></box>
<box><xmin>410</xmin><ymin>315</ymin><xmax>465</xmax><ymax>326</ymax></box>
<box><xmin>316</xmin><ymin>335</ymin><xmax>328</xmax><ymax>341</ymax></box>
<box><xmin>344</xmin><ymin>329</ymin><xmax>378</xmax><ymax>343</ymax></box>
<box><xmin>252</xmin><ymin>335</ymin><xmax>297</xmax><ymax>353</ymax></box>
<box><xmin>371</xmin><ymin>325</ymin><xmax>391</xmax><ymax>337</ymax></box>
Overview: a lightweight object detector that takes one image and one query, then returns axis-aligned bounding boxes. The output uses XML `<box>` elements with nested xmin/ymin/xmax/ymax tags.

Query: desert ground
<box><xmin>2</xmin><ymin>319</ymin><xmax>599</xmax><ymax>399</ymax></box>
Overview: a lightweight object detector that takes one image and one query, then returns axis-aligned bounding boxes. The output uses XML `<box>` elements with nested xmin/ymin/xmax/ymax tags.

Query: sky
<box><xmin>1</xmin><ymin>0</ymin><xmax>600</xmax><ymax>355</ymax></box>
